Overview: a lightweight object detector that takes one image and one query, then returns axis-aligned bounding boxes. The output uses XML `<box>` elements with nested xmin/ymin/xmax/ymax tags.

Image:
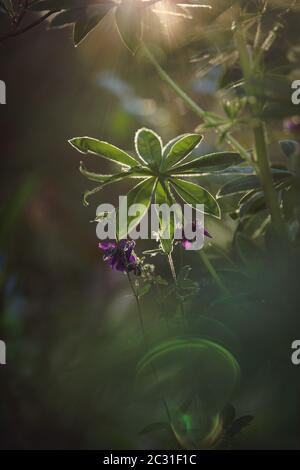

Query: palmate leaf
<box><xmin>170</xmin><ymin>152</ymin><xmax>242</xmax><ymax>175</ymax></box>
<box><xmin>69</xmin><ymin>137</ymin><xmax>138</xmax><ymax>167</ymax></box>
<box><xmin>161</xmin><ymin>134</ymin><xmax>203</xmax><ymax>171</ymax></box>
<box><xmin>170</xmin><ymin>178</ymin><xmax>221</xmax><ymax>218</ymax></box>
<box><xmin>118</xmin><ymin>177</ymin><xmax>157</xmax><ymax>239</ymax></box>
<box><xmin>135</xmin><ymin>128</ymin><xmax>162</xmax><ymax>169</ymax></box>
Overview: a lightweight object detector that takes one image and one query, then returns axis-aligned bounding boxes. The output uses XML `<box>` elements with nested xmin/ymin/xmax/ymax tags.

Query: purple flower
<box><xmin>98</xmin><ymin>239</ymin><xmax>140</xmax><ymax>275</ymax></box>
<box><xmin>181</xmin><ymin>221</ymin><xmax>212</xmax><ymax>250</ymax></box>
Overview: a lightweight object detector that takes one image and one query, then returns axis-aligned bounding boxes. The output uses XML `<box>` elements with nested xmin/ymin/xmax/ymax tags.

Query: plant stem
<box><xmin>198</xmin><ymin>251</ymin><xmax>229</xmax><ymax>296</ymax></box>
<box><xmin>126</xmin><ymin>271</ymin><xmax>172</xmax><ymax>426</ymax></box>
<box><xmin>0</xmin><ymin>11</ymin><xmax>56</xmax><ymax>44</ymax></box>
<box><xmin>167</xmin><ymin>252</ymin><xmax>188</xmax><ymax>329</ymax></box>
<box><xmin>167</xmin><ymin>253</ymin><xmax>177</xmax><ymax>284</ymax></box>
<box><xmin>233</xmin><ymin>25</ymin><xmax>286</xmax><ymax>235</ymax></box>
<box><xmin>126</xmin><ymin>271</ymin><xmax>146</xmax><ymax>337</ymax></box>
<box><xmin>253</xmin><ymin>124</ymin><xmax>285</xmax><ymax>231</ymax></box>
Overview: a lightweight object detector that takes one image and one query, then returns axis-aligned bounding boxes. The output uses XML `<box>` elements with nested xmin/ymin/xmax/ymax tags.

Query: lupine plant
<box><xmin>2</xmin><ymin>0</ymin><xmax>300</xmax><ymax>449</ymax></box>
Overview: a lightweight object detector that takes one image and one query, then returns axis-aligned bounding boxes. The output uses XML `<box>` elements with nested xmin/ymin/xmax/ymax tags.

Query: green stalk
<box><xmin>233</xmin><ymin>26</ymin><xmax>286</xmax><ymax>234</ymax></box>
<box><xmin>167</xmin><ymin>252</ymin><xmax>187</xmax><ymax>328</ymax></box>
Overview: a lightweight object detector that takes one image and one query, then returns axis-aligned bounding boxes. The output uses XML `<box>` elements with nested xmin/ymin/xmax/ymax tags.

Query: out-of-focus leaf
<box><xmin>138</xmin><ymin>284</ymin><xmax>151</xmax><ymax>298</ymax></box>
<box><xmin>217</xmin><ymin>171</ymin><xmax>291</xmax><ymax>198</ymax></box>
<box><xmin>69</xmin><ymin>137</ymin><xmax>138</xmax><ymax>167</ymax></box>
<box><xmin>239</xmin><ymin>191</ymin><xmax>265</xmax><ymax>218</ymax></box>
<box><xmin>115</xmin><ymin>0</ymin><xmax>142</xmax><ymax>54</ymax></box>
<box><xmin>226</xmin><ymin>415</ymin><xmax>254</xmax><ymax>438</ymax></box>
<box><xmin>171</xmin><ymin>178</ymin><xmax>221</xmax><ymax>218</ymax></box>
<box><xmin>50</xmin><ymin>9</ymin><xmax>81</xmax><ymax>28</ymax></box>
<box><xmin>30</xmin><ymin>0</ymin><xmax>101</xmax><ymax>11</ymax></box>
<box><xmin>2</xmin><ymin>0</ymin><xmax>13</xmax><ymax>15</ymax></box>
<box><xmin>73</xmin><ymin>5</ymin><xmax>112</xmax><ymax>46</ymax></box>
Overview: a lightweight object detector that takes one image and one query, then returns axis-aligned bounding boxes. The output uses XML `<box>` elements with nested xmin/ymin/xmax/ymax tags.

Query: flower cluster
<box><xmin>99</xmin><ymin>240</ymin><xmax>141</xmax><ymax>275</ymax></box>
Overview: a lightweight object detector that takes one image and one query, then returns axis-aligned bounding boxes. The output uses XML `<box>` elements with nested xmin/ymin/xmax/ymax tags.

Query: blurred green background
<box><xmin>1</xmin><ymin>2</ymin><xmax>300</xmax><ymax>450</ymax></box>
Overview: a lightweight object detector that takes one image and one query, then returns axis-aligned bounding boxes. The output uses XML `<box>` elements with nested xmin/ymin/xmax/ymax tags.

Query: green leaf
<box><xmin>30</xmin><ymin>1</ymin><xmax>103</xmax><ymax>11</ymax></box>
<box><xmin>217</xmin><ymin>175</ymin><xmax>262</xmax><ymax>197</ymax></box>
<box><xmin>217</xmin><ymin>171</ymin><xmax>291</xmax><ymax>198</ymax></box>
<box><xmin>227</xmin><ymin>415</ymin><xmax>254</xmax><ymax>438</ymax></box>
<box><xmin>79</xmin><ymin>162</ymin><xmax>150</xmax><ymax>184</ymax></box>
<box><xmin>239</xmin><ymin>191</ymin><xmax>265</xmax><ymax>218</ymax></box>
<box><xmin>162</xmin><ymin>134</ymin><xmax>188</xmax><ymax>160</ymax></box>
<box><xmin>69</xmin><ymin>137</ymin><xmax>138</xmax><ymax>167</ymax></box>
<box><xmin>50</xmin><ymin>10</ymin><xmax>80</xmax><ymax>28</ymax></box>
<box><xmin>73</xmin><ymin>5</ymin><xmax>111</xmax><ymax>46</ymax></box>
<box><xmin>118</xmin><ymin>177</ymin><xmax>157</xmax><ymax>239</ymax></box>
<box><xmin>162</xmin><ymin>134</ymin><xmax>203</xmax><ymax>170</ymax></box>
<box><xmin>135</xmin><ymin>128</ymin><xmax>162</xmax><ymax>169</ymax></box>
<box><xmin>171</xmin><ymin>178</ymin><xmax>221</xmax><ymax>218</ymax></box>
<box><xmin>115</xmin><ymin>0</ymin><xmax>142</xmax><ymax>54</ymax></box>
<box><xmin>170</xmin><ymin>152</ymin><xmax>242</xmax><ymax>175</ymax></box>
<box><xmin>154</xmin><ymin>181</ymin><xmax>176</xmax><ymax>254</ymax></box>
